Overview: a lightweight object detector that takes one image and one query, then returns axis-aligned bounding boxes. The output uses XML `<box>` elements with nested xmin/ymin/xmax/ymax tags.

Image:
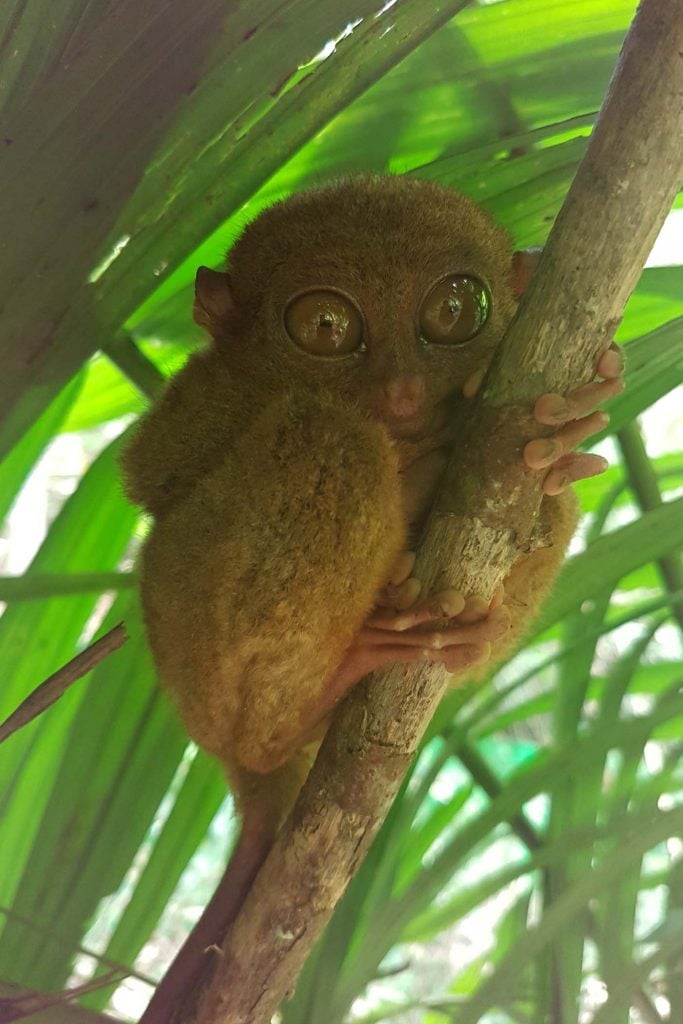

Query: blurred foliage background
<box><xmin>0</xmin><ymin>0</ymin><xmax>681</xmax><ymax>1021</ymax></box>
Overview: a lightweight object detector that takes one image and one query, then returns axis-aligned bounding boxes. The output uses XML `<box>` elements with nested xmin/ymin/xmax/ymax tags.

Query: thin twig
<box><xmin>0</xmin><ymin>623</ymin><xmax>127</xmax><ymax>744</ymax></box>
<box><xmin>0</xmin><ymin>902</ymin><xmax>154</xmax><ymax>988</ymax></box>
<box><xmin>0</xmin><ymin>971</ymin><xmax>123</xmax><ymax>1022</ymax></box>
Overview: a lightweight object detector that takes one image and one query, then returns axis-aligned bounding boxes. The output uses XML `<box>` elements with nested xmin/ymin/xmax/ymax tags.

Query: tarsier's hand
<box><xmin>464</xmin><ymin>344</ymin><xmax>624</xmax><ymax>495</ymax></box>
<box><xmin>523</xmin><ymin>343</ymin><xmax>624</xmax><ymax>495</ymax></box>
<box><xmin>333</xmin><ymin>551</ymin><xmax>511</xmax><ymax>688</ymax></box>
<box><xmin>335</xmin><ymin>346</ymin><xmax>623</xmax><ymax>688</ymax></box>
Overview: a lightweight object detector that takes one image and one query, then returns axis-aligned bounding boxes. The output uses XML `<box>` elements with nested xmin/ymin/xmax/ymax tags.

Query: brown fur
<box><xmin>122</xmin><ymin>175</ymin><xmax>577</xmax><ymax>1020</ymax></box>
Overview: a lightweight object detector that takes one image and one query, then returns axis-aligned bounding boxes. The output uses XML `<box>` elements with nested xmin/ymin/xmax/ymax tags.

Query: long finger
<box><xmin>534</xmin><ymin>379</ymin><xmax>623</xmax><ymax>426</ymax></box>
<box><xmin>438</xmin><ymin>642</ymin><xmax>492</xmax><ymax>672</ymax></box>
<box><xmin>596</xmin><ymin>343</ymin><xmax>623</xmax><ymax>380</ymax></box>
<box><xmin>388</xmin><ymin>551</ymin><xmax>417</xmax><ymax>586</ymax></box>
<box><xmin>542</xmin><ymin>452</ymin><xmax>608</xmax><ymax>495</ymax></box>
<box><xmin>359</xmin><ymin>606</ymin><xmax>510</xmax><ymax>649</ymax></box>
<box><xmin>370</xmin><ymin>589</ymin><xmax>466</xmax><ymax>630</ymax></box>
<box><xmin>525</xmin><ymin>411</ymin><xmax>608</xmax><ymax>469</ymax></box>
<box><xmin>371</xmin><ymin>589</ymin><xmax>499</xmax><ymax>631</ymax></box>
<box><xmin>345</xmin><ymin>642</ymin><xmax>491</xmax><ymax>673</ymax></box>
<box><xmin>376</xmin><ymin>576</ymin><xmax>422</xmax><ymax>611</ymax></box>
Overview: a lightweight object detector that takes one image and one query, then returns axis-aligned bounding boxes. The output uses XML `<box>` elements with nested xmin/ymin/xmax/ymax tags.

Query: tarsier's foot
<box><xmin>524</xmin><ymin>344</ymin><xmax>624</xmax><ymax>494</ymax></box>
<box><xmin>333</xmin><ymin>551</ymin><xmax>511</xmax><ymax>690</ymax></box>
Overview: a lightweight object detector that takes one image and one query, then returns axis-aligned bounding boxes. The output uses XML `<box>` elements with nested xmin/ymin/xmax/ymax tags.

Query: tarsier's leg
<box><xmin>332</xmin><ymin>551</ymin><xmax>511</xmax><ymax>687</ymax></box>
<box><xmin>140</xmin><ymin>392</ymin><xmax>406</xmax><ymax>778</ymax></box>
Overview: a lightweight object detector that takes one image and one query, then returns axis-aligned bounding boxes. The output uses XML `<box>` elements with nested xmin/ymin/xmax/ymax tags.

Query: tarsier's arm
<box><xmin>122</xmin><ymin>354</ymin><xmax>243</xmax><ymax>516</ymax></box>
<box><xmin>493</xmin><ymin>344</ymin><xmax>624</xmax><ymax>656</ymax></box>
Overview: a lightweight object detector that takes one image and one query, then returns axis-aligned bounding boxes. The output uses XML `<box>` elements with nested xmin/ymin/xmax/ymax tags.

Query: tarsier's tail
<box><xmin>138</xmin><ymin>813</ymin><xmax>272</xmax><ymax>1024</ymax></box>
<box><xmin>137</xmin><ymin>749</ymin><xmax>319</xmax><ymax>1024</ymax></box>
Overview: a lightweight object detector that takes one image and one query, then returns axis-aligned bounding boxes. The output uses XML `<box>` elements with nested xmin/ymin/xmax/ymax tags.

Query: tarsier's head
<box><xmin>194</xmin><ymin>175</ymin><xmax>533</xmax><ymax>442</ymax></box>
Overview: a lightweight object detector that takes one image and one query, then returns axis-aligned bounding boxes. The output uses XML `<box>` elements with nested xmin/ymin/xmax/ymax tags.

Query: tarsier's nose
<box><xmin>382</xmin><ymin>373</ymin><xmax>427</xmax><ymax>420</ymax></box>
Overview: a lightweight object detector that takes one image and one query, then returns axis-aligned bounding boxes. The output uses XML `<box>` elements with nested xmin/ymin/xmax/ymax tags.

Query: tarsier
<box><xmin>122</xmin><ymin>175</ymin><xmax>623</xmax><ymax>1018</ymax></box>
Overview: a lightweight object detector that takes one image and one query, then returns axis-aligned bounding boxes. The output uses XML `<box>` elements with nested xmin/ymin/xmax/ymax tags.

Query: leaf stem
<box><xmin>0</xmin><ymin>572</ymin><xmax>135</xmax><ymax>601</ymax></box>
<box><xmin>102</xmin><ymin>335</ymin><xmax>166</xmax><ymax>400</ymax></box>
<box><xmin>617</xmin><ymin>420</ymin><xmax>683</xmax><ymax>631</ymax></box>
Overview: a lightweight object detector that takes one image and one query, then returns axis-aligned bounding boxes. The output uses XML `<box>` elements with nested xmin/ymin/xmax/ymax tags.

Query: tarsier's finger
<box><xmin>375</xmin><ymin>576</ymin><xmax>422</xmax><ymax>611</ymax></box>
<box><xmin>455</xmin><ymin>594</ymin><xmax>491</xmax><ymax>624</ymax></box>
<box><xmin>352</xmin><ymin>642</ymin><xmax>491</xmax><ymax>672</ymax></box>
<box><xmin>429</xmin><ymin>642</ymin><xmax>492</xmax><ymax>672</ymax></box>
<box><xmin>359</xmin><ymin>605</ymin><xmax>510</xmax><ymax>650</ymax></box>
<box><xmin>524</xmin><ymin>411</ymin><xmax>608</xmax><ymax>470</ymax></box>
<box><xmin>534</xmin><ymin>378</ymin><xmax>623</xmax><ymax>426</ymax></box>
<box><xmin>596</xmin><ymin>343</ymin><xmax>623</xmax><ymax>380</ymax></box>
<box><xmin>542</xmin><ymin>452</ymin><xmax>609</xmax><ymax>496</ymax></box>
<box><xmin>389</xmin><ymin>551</ymin><xmax>417</xmax><ymax>587</ymax></box>
<box><xmin>370</xmin><ymin>589</ymin><xmax>466</xmax><ymax>630</ymax></box>
<box><xmin>462</xmin><ymin>368</ymin><xmax>486</xmax><ymax>399</ymax></box>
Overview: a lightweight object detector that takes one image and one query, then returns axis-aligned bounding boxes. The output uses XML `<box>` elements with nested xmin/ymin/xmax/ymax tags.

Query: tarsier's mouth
<box><xmin>383</xmin><ymin>414</ymin><xmax>430</xmax><ymax>440</ymax></box>
<box><xmin>380</xmin><ymin>397</ymin><xmax>455</xmax><ymax>442</ymax></box>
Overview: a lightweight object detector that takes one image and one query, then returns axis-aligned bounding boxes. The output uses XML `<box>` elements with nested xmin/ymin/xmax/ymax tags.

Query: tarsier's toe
<box><xmin>379</xmin><ymin>577</ymin><xmax>422</xmax><ymax>611</ymax></box>
<box><xmin>456</xmin><ymin>594</ymin><xmax>492</xmax><ymax>623</ymax></box>
<box><xmin>389</xmin><ymin>550</ymin><xmax>417</xmax><ymax>586</ymax></box>
<box><xmin>370</xmin><ymin>588</ymin><xmax>466</xmax><ymax>630</ymax></box>
<box><xmin>441</xmin><ymin>604</ymin><xmax>511</xmax><ymax>644</ymax></box>
<box><xmin>430</xmin><ymin>642</ymin><xmax>492</xmax><ymax>672</ymax></box>
<box><xmin>597</xmin><ymin>343</ymin><xmax>624</xmax><ymax>380</ymax></box>
<box><xmin>376</xmin><ymin>551</ymin><xmax>421</xmax><ymax>611</ymax></box>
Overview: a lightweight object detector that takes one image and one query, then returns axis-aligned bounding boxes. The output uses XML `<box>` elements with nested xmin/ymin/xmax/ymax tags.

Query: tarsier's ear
<box><xmin>193</xmin><ymin>267</ymin><xmax>234</xmax><ymax>334</ymax></box>
<box><xmin>510</xmin><ymin>247</ymin><xmax>542</xmax><ymax>299</ymax></box>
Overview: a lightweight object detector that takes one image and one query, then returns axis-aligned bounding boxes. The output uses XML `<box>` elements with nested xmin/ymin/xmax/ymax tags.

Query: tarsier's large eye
<box><xmin>419</xmin><ymin>275</ymin><xmax>490</xmax><ymax>345</ymax></box>
<box><xmin>284</xmin><ymin>290</ymin><xmax>363</xmax><ymax>356</ymax></box>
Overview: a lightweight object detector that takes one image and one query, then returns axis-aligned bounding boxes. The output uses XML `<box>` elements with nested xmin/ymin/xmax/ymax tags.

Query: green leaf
<box><xmin>537</xmin><ymin>497</ymin><xmax>683</xmax><ymax>633</ymax></box>
<box><xmin>84</xmin><ymin>749</ymin><xmax>226</xmax><ymax>1007</ymax></box>
<box><xmin>61</xmin><ymin>343</ymin><xmax>190</xmax><ymax>434</ymax></box>
<box><xmin>589</xmin><ymin>319</ymin><xmax>683</xmax><ymax>444</ymax></box>
<box><xmin>457</xmin><ymin>808</ymin><xmax>683</xmax><ymax>1023</ymax></box>
<box><xmin>0</xmin><ymin>594</ymin><xmax>188</xmax><ymax>989</ymax></box>
<box><xmin>0</xmin><ymin>374</ymin><xmax>83</xmax><ymax>526</ymax></box>
<box><xmin>395</xmin><ymin>785</ymin><xmax>474</xmax><ymax>891</ymax></box>
<box><xmin>0</xmin><ymin>572</ymin><xmax>135</xmax><ymax>601</ymax></box>
<box><xmin>0</xmin><ymin>436</ymin><xmax>137</xmax><ymax>949</ymax></box>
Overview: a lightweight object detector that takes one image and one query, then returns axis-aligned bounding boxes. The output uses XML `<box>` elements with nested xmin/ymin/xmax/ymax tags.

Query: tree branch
<box><xmin>192</xmin><ymin>1</ymin><xmax>683</xmax><ymax>1019</ymax></box>
<box><xmin>0</xmin><ymin>624</ymin><xmax>127</xmax><ymax>744</ymax></box>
